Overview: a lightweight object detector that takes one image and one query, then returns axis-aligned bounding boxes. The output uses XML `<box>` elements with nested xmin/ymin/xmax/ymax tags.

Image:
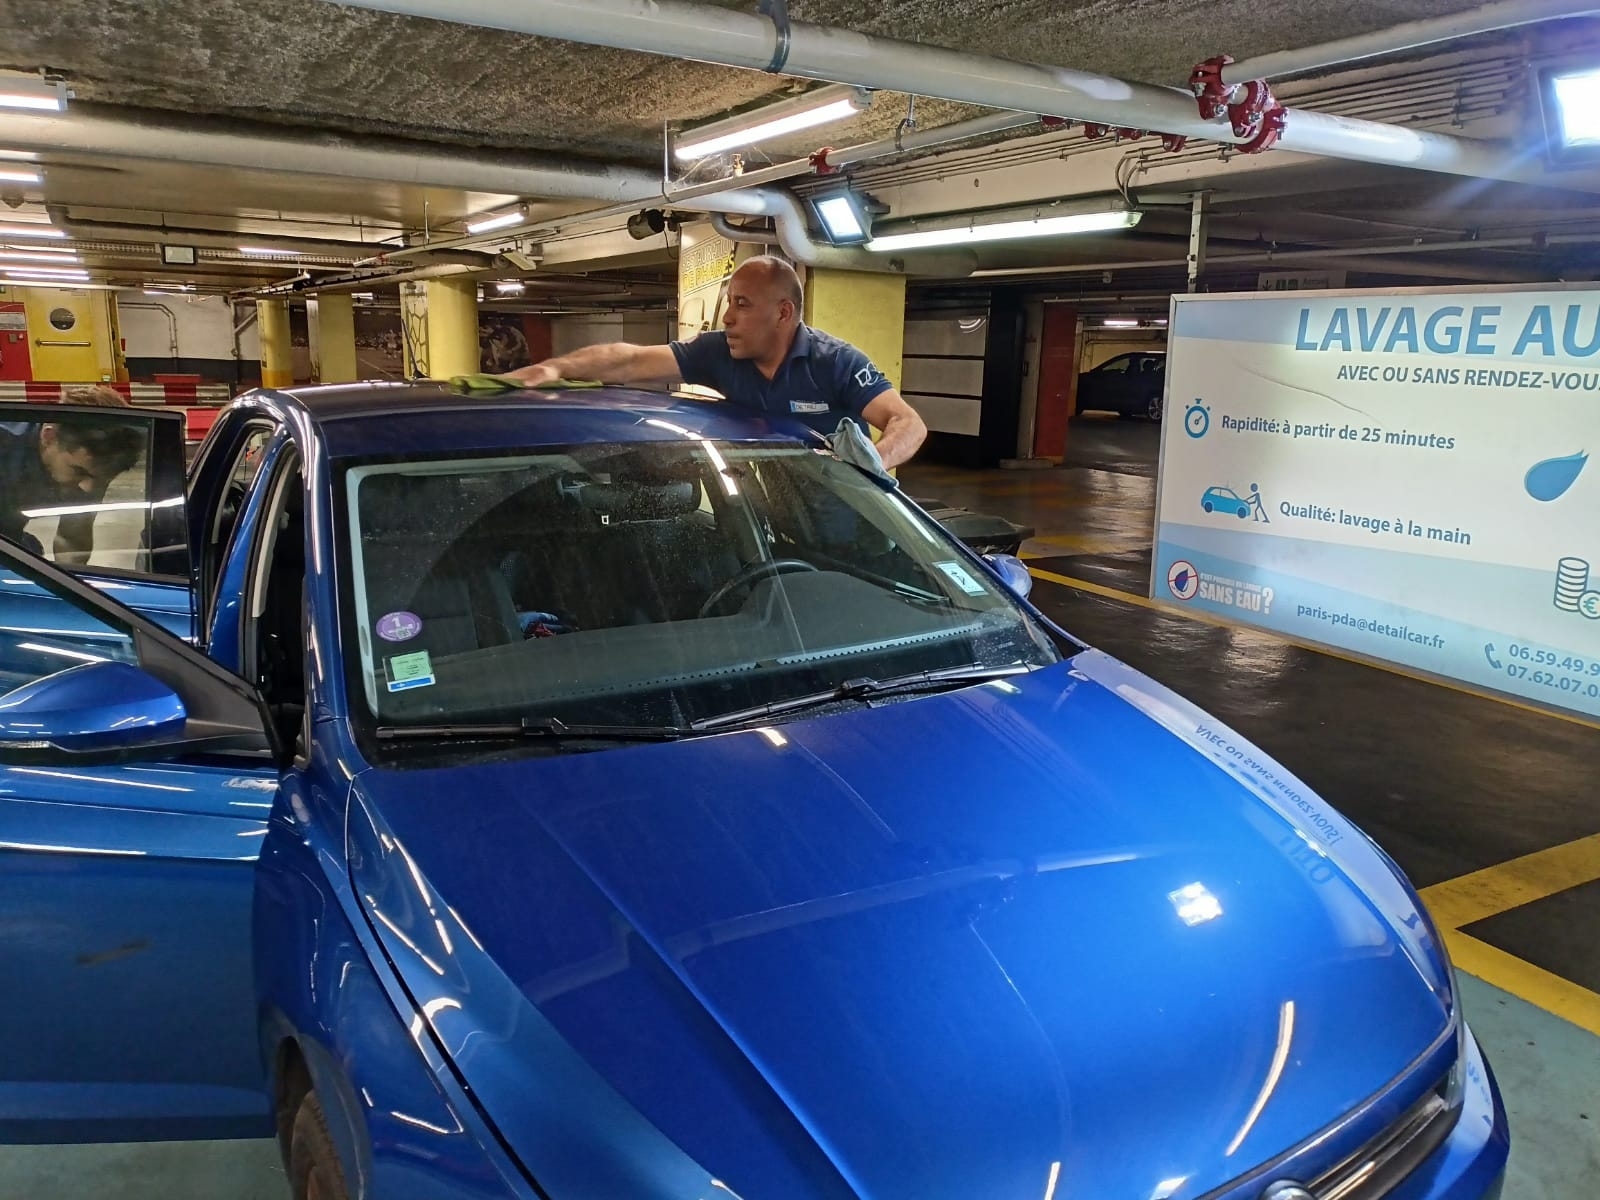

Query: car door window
<box><xmin>0</xmin><ymin>406</ymin><xmax>187</xmax><ymax>580</ymax></box>
<box><xmin>0</xmin><ymin>565</ymin><xmax>137</xmax><ymax>694</ymax></box>
<box><xmin>1096</xmin><ymin>356</ymin><xmax>1132</xmax><ymax>374</ymax></box>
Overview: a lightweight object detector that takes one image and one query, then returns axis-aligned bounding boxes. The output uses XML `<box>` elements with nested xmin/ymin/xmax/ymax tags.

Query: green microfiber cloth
<box><xmin>449</xmin><ymin>374</ymin><xmax>604</xmax><ymax>393</ymax></box>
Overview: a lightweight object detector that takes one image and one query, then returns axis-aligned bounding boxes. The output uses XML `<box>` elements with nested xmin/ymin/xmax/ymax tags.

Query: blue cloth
<box><xmin>669</xmin><ymin>324</ymin><xmax>894</xmax><ymax>435</ymax></box>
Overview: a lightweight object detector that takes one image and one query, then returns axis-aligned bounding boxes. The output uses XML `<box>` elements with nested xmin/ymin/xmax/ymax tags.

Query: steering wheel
<box><xmin>698</xmin><ymin>558</ymin><xmax>819</xmax><ymax>618</ymax></box>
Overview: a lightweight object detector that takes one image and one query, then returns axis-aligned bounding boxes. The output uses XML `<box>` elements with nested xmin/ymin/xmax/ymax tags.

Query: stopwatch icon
<box><xmin>1184</xmin><ymin>400</ymin><xmax>1210</xmax><ymax>439</ymax></box>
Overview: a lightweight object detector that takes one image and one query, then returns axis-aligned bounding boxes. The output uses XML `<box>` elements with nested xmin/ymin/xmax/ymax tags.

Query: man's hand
<box><xmin>499</xmin><ymin>361</ymin><xmax>562</xmax><ymax>387</ymax></box>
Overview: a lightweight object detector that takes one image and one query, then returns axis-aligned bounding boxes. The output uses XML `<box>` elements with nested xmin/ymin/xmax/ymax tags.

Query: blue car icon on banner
<box><xmin>1201</xmin><ymin>486</ymin><xmax>1253</xmax><ymax>518</ymax></box>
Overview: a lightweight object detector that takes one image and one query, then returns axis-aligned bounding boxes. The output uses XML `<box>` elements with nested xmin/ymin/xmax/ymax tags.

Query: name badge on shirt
<box><xmin>790</xmin><ymin>400</ymin><xmax>831</xmax><ymax>414</ymax></box>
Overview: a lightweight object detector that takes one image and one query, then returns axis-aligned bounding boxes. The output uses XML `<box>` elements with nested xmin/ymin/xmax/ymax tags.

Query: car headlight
<box><xmin>1444</xmin><ymin>1016</ymin><xmax>1469</xmax><ymax>1110</ymax></box>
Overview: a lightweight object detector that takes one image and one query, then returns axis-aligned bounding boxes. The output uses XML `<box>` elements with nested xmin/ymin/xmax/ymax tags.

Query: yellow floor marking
<box><xmin>1443</xmin><ymin>929</ymin><xmax>1600</xmax><ymax>1039</ymax></box>
<box><xmin>1027</xmin><ymin>567</ymin><xmax>1600</xmax><ymax>734</ymax></box>
<box><xmin>1419</xmin><ymin>832</ymin><xmax>1600</xmax><ymax>929</ymax></box>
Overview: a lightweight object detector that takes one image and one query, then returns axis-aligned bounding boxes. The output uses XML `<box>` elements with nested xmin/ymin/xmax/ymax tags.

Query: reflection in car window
<box><xmin>342</xmin><ymin>440</ymin><xmax>1060</xmax><ymax>737</ymax></box>
<box><xmin>0</xmin><ymin>413</ymin><xmax>160</xmax><ymax>573</ymax></box>
<box><xmin>1096</xmin><ymin>356</ymin><xmax>1132</xmax><ymax>374</ymax></box>
<box><xmin>0</xmin><ymin>566</ymin><xmax>136</xmax><ymax>695</ymax></box>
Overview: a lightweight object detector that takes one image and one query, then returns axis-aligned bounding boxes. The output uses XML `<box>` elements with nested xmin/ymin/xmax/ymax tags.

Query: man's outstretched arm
<box><xmin>501</xmin><ymin>343</ymin><xmax>683</xmax><ymax>387</ymax></box>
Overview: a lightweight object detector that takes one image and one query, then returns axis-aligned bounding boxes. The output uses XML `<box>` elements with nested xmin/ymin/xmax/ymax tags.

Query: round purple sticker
<box><xmin>375</xmin><ymin>611</ymin><xmax>422</xmax><ymax>643</ymax></box>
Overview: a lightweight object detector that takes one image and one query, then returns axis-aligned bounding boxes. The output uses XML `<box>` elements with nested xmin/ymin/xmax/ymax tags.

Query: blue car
<box><xmin>1202</xmin><ymin>485</ymin><xmax>1254</xmax><ymax>518</ymax></box>
<box><xmin>0</xmin><ymin>387</ymin><xmax>1507</xmax><ymax>1200</ymax></box>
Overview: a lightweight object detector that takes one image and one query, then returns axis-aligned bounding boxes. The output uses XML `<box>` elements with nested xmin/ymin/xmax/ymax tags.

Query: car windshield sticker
<box><xmin>375</xmin><ymin>610</ymin><xmax>422</xmax><ymax>642</ymax></box>
<box><xmin>386</xmin><ymin>650</ymin><xmax>435</xmax><ymax>692</ymax></box>
<box><xmin>934</xmin><ymin>560</ymin><xmax>988</xmax><ymax>596</ymax></box>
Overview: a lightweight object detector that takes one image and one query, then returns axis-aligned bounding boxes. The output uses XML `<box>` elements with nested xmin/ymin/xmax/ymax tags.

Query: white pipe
<box><xmin>1224</xmin><ymin>0</ymin><xmax>1600</xmax><ymax>82</ymax></box>
<box><xmin>324</xmin><ymin>0</ymin><xmax>1569</xmax><ymax>188</ymax></box>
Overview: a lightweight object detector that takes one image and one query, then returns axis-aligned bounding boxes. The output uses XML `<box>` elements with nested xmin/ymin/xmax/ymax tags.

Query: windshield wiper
<box><xmin>376</xmin><ymin>716</ymin><xmax>689</xmax><ymax>743</ymax></box>
<box><xmin>690</xmin><ymin>663</ymin><xmax>1034</xmax><ymax>732</ymax></box>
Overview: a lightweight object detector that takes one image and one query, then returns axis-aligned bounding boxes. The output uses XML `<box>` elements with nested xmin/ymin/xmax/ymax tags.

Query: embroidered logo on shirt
<box><xmin>854</xmin><ymin>365</ymin><xmax>883</xmax><ymax>388</ymax></box>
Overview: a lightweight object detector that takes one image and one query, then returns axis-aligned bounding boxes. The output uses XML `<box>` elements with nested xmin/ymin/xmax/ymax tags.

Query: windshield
<box><xmin>340</xmin><ymin>438</ymin><xmax>1060</xmax><ymax>739</ymax></box>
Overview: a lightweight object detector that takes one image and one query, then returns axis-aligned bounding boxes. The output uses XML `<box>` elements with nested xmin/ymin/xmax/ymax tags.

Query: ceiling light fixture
<box><xmin>494</xmin><ymin>280</ymin><xmax>526</xmax><ymax>294</ymax></box>
<box><xmin>3</xmin><ymin>241</ymin><xmax>73</xmax><ymax>255</ymax></box>
<box><xmin>0</xmin><ymin>222</ymin><xmax>65</xmax><ymax>240</ymax></box>
<box><xmin>1545</xmin><ymin>66</ymin><xmax>1600</xmax><ymax>149</ymax></box>
<box><xmin>673</xmin><ymin>85</ymin><xmax>872</xmax><ymax>162</ymax></box>
<box><xmin>0</xmin><ymin>249</ymin><xmax>79</xmax><ymax>264</ymax></box>
<box><xmin>466</xmin><ymin>208</ymin><xmax>527</xmax><ymax>235</ymax></box>
<box><xmin>809</xmin><ymin>187</ymin><xmax>881</xmax><ymax>247</ymax></box>
<box><xmin>867</xmin><ymin>208</ymin><xmax>1142</xmax><ymax>252</ymax></box>
<box><xmin>5</xmin><ymin>266</ymin><xmax>90</xmax><ymax>281</ymax></box>
<box><xmin>238</xmin><ymin>246</ymin><xmax>301</xmax><ymax>257</ymax></box>
<box><xmin>0</xmin><ymin>77</ymin><xmax>68</xmax><ymax>113</ymax></box>
<box><xmin>0</xmin><ymin>168</ymin><xmax>41</xmax><ymax>185</ymax></box>
<box><xmin>1102</xmin><ymin>318</ymin><xmax>1141</xmax><ymax>328</ymax></box>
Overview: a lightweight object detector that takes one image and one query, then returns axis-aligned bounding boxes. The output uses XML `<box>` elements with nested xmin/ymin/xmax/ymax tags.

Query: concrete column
<box><xmin>399</xmin><ymin>283</ymin><xmax>429</xmax><ymax>379</ymax></box>
<box><xmin>258</xmin><ymin>298</ymin><xmax>294</xmax><ymax>389</ymax></box>
<box><xmin>424</xmin><ymin>278</ymin><xmax>480</xmax><ymax>378</ymax></box>
<box><xmin>314</xmin><ymin>293</ymin><xmax>358</xmax><ymax>382</ymax></box>
<box><xmin>802</xmin><ymin>268</ymin><xmax>906</xmax><ymax>391</ymax></box>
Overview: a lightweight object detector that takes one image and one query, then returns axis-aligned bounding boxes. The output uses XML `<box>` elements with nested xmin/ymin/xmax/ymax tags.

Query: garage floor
<box><xmin>6</xmin><ymin>419</ymin><xmax>1597</xmax><ymax>1199</ymax></box>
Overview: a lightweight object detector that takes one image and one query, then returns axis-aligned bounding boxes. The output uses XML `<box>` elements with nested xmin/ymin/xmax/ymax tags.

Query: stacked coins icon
<box><xmin>1555</xmin><ymin>557</ymin><xmax>1591</xmax><ymax>612</ymax></box>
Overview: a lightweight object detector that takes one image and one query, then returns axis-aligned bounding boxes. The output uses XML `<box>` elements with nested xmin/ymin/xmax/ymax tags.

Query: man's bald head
<box><xmin>731</xmin><ymin>255</ymin><xmax>804</xmax><ymax>310</ymax></box>
<box><xmin>724</xmin><ymin>255</ymin><xmax>805</xmax><ymax>368</ymax></box>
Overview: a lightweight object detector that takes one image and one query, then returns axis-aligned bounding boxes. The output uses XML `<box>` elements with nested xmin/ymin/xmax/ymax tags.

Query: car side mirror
<box><xmin>0</xmin><ymin>661</ymin><xmax>187</xmax><ymax>763</ymax></box>
<box><xmin>984</xmin><ymin>553</ymin><xmax>1033</xmax><ymax>600</ymax></box>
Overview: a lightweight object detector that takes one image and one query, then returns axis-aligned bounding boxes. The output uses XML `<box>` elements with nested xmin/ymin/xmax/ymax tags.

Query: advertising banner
<box><xmin>1155</xmin><ymin>286</ymin><xmax>1600</xmax><ymax>720</ymax></box>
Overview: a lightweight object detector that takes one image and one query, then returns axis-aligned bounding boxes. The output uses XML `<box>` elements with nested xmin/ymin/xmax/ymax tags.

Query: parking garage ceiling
<box><xmin>4</xmin><ymin>1</ymin><xmax>1600</xmax><ymax>299</ymax></box>
<box><xmin>6</xmin><ymin>0</ymin><xmax>1571</xmax><ymax>162</ymax></box>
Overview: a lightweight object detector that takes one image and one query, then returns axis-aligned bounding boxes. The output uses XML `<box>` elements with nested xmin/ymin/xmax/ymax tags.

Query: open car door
<box><xmin>0</xmin><ymin>405</ymin><xmax>278</xmax><ymax>1145</ymax></box>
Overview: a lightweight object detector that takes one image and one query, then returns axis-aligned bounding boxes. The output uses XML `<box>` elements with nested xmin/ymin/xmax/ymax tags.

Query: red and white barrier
<box><xmin>0</xmin><ymin>380</ymin><xmax>235</xmax><ymax>440</ymax></box>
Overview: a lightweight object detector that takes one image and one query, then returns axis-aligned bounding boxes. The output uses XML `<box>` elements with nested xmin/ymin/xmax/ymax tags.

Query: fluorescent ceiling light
<box><xmin>0</xmin><ymin>168</ymin><xmax>41</xmax><ymax>184</ymax></box>
<box><xmin>868</xmin><ymin>209</ymin><xmax>1141</xmax><ymax>252</ymax></box>
<box><xmin>0</xmin><ymin>78</ymin><xmax>67</xmax><ymax>113</ymax></box>
<box><xmin>1102</xmin><ymin>318</ymin><xmax>1140</xmax><ymax>328</ymax></box>
<box><xmin>353</xmin><ymin>291</ymin><xmax>375</xmax><ymax>301</ymax></box>
<box><xmin>0</xmin><ymin>249</ymin><xmax>78</xmax><ymax>264</ymax></box>
<box><xmin>494</xmin><ymin>280</ymin><xmax>526</xmax><ymax>293</ymax></box>
<box><xmin>1552</xmin><ymin>68</ymin><xmax>1600</xmax><ymax>146</ymax></box>
<box><xmin>0</xmin><ymin>222</ymin><xmax>64</xmax><ymax>239</ymax></box>
<box><xmin>3</xmin><ymin>241</ymin><xmax>73</xmax><ymax>255</ymax></box>
<box><xmin>466</xmin><ymin>210</ymin><xmax>526</xmax><ymax>235</ymax></box>
<box><xmin>6</xmin><ymin>267</ymin><xmax>90</xmax><ymax>281</ymax></box>
<box><xmin>238</xmin><ymin>246</ymin><xmax>301</xmax><ymax>257</ymax></box>
<box><xmin>674</xmin><ymin>85</ymin><xmax>871</xmax><ymax>161</ymax></box>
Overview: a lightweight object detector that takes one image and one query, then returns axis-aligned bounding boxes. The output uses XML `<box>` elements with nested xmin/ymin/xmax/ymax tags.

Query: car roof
<box><xmin>250</xmin><ymin>381</ymin><xmax>820</xmax><ymax>459</ymax></box>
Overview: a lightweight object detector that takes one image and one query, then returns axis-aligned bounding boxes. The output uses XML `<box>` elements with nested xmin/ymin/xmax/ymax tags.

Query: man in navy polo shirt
<box><xmin>504</xmin><ymin>255</ymin><xmax>928</xmax><ymax>470</ymax></box>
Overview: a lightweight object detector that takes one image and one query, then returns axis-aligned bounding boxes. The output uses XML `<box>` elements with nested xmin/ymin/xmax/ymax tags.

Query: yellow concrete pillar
<box><xmin>424</xmin><ymin>278</ymin><xmax>480</xmax><ymax>379</ymax></box>
<box><xmin>258</xmin><ymin>298</ymin><xmax>294</xmax><ymax>389</ymax></box>
<box><xmin>802</xmin><ymin>269</ymin><xmax>906</xmax><ymax>390</ymax></box>
<box><xmin>314</xmin><ymin>293</ymin><xmax>358</xmax><ymax>382</ymax></box>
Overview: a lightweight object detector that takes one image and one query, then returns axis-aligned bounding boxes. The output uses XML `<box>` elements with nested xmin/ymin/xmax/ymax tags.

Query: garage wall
<box><xmin>1079</xmin><ymin>331</ymin><xmax>1167</xmax><ymax>372</ymax></box>
<box><xmin>118</xmin><ymin>294</ymin><xmax>259</xmax><ymax>387</ymax></box>
<box><xmin>551</xmin><ymin>312</ymin><xmax>673</xmax><ymax>357</ymax></box>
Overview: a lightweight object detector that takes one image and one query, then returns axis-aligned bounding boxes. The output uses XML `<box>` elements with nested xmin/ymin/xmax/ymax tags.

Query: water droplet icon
<box><xmin>1525</xmin><ymin>451</ymin><xmax>1588</xmax><ymax>501</ymax></box>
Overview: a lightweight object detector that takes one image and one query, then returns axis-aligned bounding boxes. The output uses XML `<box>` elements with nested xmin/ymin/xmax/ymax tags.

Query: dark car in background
<box><xmin>1076</xmin><ymin>350</ymin><xmax>1166</xmax><ymax>420</ymax></box>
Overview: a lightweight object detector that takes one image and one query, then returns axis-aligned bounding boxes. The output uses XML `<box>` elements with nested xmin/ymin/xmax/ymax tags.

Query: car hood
<box><xmin>347</xmin><ymin>650</ymin><xmax>1452</xmax><ymax>1200</ymax></box>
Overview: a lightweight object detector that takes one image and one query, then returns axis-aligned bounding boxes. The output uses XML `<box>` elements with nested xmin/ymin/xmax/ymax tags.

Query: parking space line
<box><xmin>1027</xmin><ymin>567</ymin><xmax>1600</xmax><ymax>734</ymax></box>
<box><xmin>1420</xmin><ymin>832</ymin><xmax>1600</xmax><ymax>930</ymax></box>
<box><xmin>1442</xmin><ymin>929</ymin><xmax>1600</xmax><ymax>1039</ymax></box>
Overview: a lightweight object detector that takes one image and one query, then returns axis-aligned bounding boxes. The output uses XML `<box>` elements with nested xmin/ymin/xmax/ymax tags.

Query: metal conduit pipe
<box><xmin>360</xmin><ymin>110</ymin><xmax>1040</xmax><ymax>266</ymax></box>
<box><xmin>324</xmin><ymin>0</ymin><xmax>1576</xmax><ymax>189</ymax></box>
<box><xmin>710</xmin><ymin>213</ymin><xmax>781</xmax><ymax>246</ymax></box>
<box><xmin>1223</xmin><ymin>0</ymin><xmax>1600</xmax><ymax>82</ymax></box>
<box><xmin>42</xmin><ymin>206</ymin><xmax>493</xmax><ymax>266</ymax></box>
<box><xmin>249</xmin><ymin>263</ymin><xmax>479</xmax><ymax>297</ymax></box>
